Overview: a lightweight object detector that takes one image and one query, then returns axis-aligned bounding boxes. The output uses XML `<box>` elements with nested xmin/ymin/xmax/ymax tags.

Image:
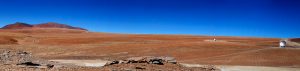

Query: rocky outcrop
<box><xmin>105</xmin><ymin>56</ymin><xmax>177</xmax><ymax>66</ymax></box>
<box><xmin>0</xmin><ymin>49</ymin><xmax>55</xmax><ymax>69</ymax></box>
<box><xmin>103</xmin><ymin>56</ymin><xmax>220</xmax><ymax>71</ymax></box>
<box><xmin>0</xmin><ymin>49</ymin><xmax>102</xmax><ymax>71</ymax></box>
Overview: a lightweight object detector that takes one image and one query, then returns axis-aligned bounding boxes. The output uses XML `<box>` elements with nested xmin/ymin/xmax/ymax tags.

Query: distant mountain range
<box><xmin>1</xmin><ymin>22</ymin><xmax>87</xmax><ymax>31</ymax></box>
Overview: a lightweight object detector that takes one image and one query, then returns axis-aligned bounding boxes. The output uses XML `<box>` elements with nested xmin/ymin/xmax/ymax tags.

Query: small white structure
<box><xmin>213</xmin><ymin>38</ymin><xmax>217</xmax><ymax>41</ymax></box>
<box><xmin>280</xmin><ymin>40</ymin><xmax>286</xmax><ymax>48</ymax></box>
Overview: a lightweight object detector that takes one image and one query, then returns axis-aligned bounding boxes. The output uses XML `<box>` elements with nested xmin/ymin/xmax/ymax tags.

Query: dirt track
<box><xmin>287</xmin><ymin>39</ymin><xmax>300</xmax><ymax>48</ymax></box>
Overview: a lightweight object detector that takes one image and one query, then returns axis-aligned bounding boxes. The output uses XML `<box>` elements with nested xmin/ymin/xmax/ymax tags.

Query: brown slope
<box><xmin>0</xmin><ymin>36</ymin><xmax>18</xmax><ymax>44</ymax></box>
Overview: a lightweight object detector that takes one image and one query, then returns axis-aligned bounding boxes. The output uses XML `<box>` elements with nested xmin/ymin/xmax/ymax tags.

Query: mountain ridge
<box><xmin>1</xmin><ymin>22</ymin><xmax>87</xmax><ymax>31</ymax></box>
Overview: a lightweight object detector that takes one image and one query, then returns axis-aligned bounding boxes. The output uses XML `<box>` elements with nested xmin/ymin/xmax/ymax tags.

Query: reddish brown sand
<box><xmin>0</xmin><ymin>28</ymin><xmax>299</xmax><ymax>68</ymax></box>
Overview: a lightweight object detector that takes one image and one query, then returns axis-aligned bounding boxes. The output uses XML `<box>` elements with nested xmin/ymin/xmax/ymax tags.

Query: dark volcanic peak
<box><xmin>1</xmin><ymin>22</ymin><xmax>33</xmax><ymax>29</ymax></box>
<box><xmin>1</xmin><ymin>22</ymin><xmax>87</xmax><ymax>31</ymax></box>
<box><xmin>34</xmin><ymin>22</ymin><xmax>87</xmax><ymax>30</ymax></box>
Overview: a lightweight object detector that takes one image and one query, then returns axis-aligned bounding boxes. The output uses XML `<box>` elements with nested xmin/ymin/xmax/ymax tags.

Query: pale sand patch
<box><xmin>50</xmin><ymin>60</ymin><xmax>108</xmax><ymax>67</ymax></box>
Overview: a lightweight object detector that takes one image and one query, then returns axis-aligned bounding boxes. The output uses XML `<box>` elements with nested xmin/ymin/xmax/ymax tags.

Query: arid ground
<box><xmin>1</xmin><ymin>28</ymin><xmax>300</xmax><ymax>71</ymax></box>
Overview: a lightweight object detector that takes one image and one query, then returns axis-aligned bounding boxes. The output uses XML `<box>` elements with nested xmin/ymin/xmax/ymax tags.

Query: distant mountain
<box><xmin>1</xmin><ymin>22</ymin><xmax>87</xmax><ymax>31</ymax></box>
<box><xmin>1</xmin><ymin>22</ymin><xmax>33</xmax><ymax>29</ymax></box>
<box><xmin>34</xmin><ymin>22</ymin><xmax>87</xmax><ymax>30</ymax></box>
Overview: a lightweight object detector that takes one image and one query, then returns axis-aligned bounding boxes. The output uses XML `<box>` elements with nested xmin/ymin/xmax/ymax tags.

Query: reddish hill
<box><xmin>1</xmin><ymin>22</ymin><xmax>87</xmax><ymax>31</ymax></box>
<box><xmin>1</xmin><ymin>22</ymin><xmax>33</xmax><ymax>29</ymax></box>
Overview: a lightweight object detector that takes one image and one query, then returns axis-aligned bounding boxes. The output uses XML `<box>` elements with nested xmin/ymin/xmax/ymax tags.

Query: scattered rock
<box><xmin>46</xmin><ymin>64</ymin><xmax>55</xmax><ymax>69</ymax></box>
<box><xmin>0</xmin><ymin>49</ymin><xmax>220</xmax><ymax>71</ymax></box>
<box><xmin>0</xmin><ymin>50</ymin><xmax>31</xmax><ymax>64</ymax></box>
<box><xmin>149</xmin><ymin>58</ymin><xmax>164</xmax><ymax>65</ymax></box>
<box><xmin>103</xmin><ymin>56</ymin><xmax>220</xmax><ymax>71</ymax></box>
<box><xmin>105</xmin><ymin>56</ymin><xmax>177</xmax><ymax>66</ymax></box>
<box><xmin>0</xmin><ymin>49</ymin><xmax>56</xmax><ymax>69</ymax></box>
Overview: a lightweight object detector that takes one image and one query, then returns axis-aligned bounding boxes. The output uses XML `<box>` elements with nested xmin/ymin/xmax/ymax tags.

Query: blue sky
<box><xmin>0</xmin><ymin>0</ymin><xmax>299</xmax><ymax>38</ymax></box>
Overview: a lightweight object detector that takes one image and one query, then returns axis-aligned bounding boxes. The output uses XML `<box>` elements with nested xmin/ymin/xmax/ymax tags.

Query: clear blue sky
<box><xmin>0</xmin><ymin>0</ymin><xmax>299</xmax><ymax>38</ymax></box>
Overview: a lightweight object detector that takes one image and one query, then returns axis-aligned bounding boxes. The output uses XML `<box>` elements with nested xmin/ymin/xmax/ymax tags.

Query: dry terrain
<box><xmin>0</xmin><ymin>28</ymin><xmax>300</xmax><ymax>71</ymax></box>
